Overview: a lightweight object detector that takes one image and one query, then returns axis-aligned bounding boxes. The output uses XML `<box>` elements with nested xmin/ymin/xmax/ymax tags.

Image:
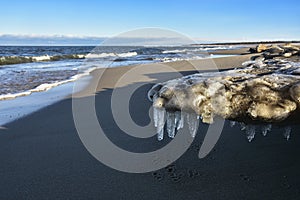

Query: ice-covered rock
<box><xmin>148</xmin><ymin>54</ymin><xmax>300</xmax><ymax>140</ymax></box>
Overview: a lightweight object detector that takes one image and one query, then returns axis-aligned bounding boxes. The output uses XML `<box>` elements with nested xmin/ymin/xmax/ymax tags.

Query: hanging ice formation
<box><xmin>152</xmin><ymin>107</ymin><xmax>199</xmax><ymax>140</ymax></box>
<box><xmin>148</xmin><ymin>51</ymin><xmax>300</xmax><ymax>141</ymax></box>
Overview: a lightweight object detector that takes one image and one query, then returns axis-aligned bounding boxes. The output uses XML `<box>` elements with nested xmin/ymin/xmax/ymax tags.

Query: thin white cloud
<box><xmin>0</xmin><ymin>34</ymin><xmax>107</xmax><ymax>45</ymax></box>
<box><xmin>0</xmin><ymin>33</ymin><xmax>104</xmax><ymax>39</ymax></box>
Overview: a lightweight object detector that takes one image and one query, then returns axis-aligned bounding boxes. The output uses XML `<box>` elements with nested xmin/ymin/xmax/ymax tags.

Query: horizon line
<box><xmin>1</xmin><ymin>33</ymin><xmax>299</xmax><ymax>42</ymax></box>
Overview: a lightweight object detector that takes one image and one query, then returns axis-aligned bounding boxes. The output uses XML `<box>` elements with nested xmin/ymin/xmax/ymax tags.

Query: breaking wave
<box><xmin>162</xmin><ymin>46</ymin><xmax>235</xmax><ymax>54</ymax></box>
<box><xmin>0</xmin><ymin>52</ymin><xmax>139</xmax><ymax>66</ymax></box>
<box><xmin>0</xmin><ymin>54</ymin><xmax>86</xmax><ymax>65</ymax></box>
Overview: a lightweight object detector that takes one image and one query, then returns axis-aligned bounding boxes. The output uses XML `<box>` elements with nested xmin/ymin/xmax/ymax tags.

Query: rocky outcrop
<box><xmin>249</xmin><ymin>43</ymin><xmax>300</xmax><ymax>58</ymax></box>
<box><xmin>148</xmin><ymin>53</ymin><xmax>300</xmax><ymax>126</ymax></box>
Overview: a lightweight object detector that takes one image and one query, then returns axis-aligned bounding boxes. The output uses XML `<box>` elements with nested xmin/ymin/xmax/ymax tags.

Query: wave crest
<box><xmin>0</xmin><ymin>54</ymin><xmax>86</xmax><ymax>65</ymax></box>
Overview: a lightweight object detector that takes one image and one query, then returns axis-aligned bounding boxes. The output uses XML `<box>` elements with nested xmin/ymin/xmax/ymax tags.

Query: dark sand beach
<box><xmin>1</xmin><ymin>51</ymin><xmax>300</xmax><ymax>200</ymax></box>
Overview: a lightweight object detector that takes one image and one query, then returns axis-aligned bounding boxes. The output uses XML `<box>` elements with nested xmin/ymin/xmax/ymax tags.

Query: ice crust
<box><xmin>149</xmin><ymin>57</ymin><xmax>300</xmax><ymax>141</ymax></box>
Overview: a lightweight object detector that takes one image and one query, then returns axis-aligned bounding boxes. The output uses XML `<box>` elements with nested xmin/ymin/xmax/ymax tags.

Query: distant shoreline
<box><xmin>192</xmin><ymin>40</ymin><xmax>300</xmax><ymax>46</ymax></box>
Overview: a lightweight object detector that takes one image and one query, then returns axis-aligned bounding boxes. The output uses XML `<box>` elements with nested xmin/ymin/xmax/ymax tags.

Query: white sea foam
<box><xmin>0</xmin><ymin>65</ymin><xmax>98</xmax><ymax>101</ymax></box>
<box><xmin>86</xmin><ymin>52</ymin><xmax>137</xmax><ymax>59</ymax></box>
<box><xmin>155</xmin><ymin>55</ymin><xmax>207</xmax><ymax>63</ymax></box>
<box><xmin>0</xmin><ymin>54</ymin><xmax>86</xmax><ymax>66</ymax></box>
<box><xmin>162</xmin><ymin>49</ymin><xmax>187</xmax><ymax>54</ymax></box>
<box><xmin>162</xmin><ymin>46</ymin><xmax>236</xmax><ymax>54</ymax></box>
<box><xmin>118</xmin><ymin>52</ymin><xmax>137</xmax><ymax>57</ymax></box>
<box><xmin>86</xmin><ymin>53</ymin><xmax>116</xmax><ymax>58</ymax></box>
<box><xmin>32</xmin><ymin>55</ymin><xmax>51</xmax><ymax>61</ymax></box>
<box><xmin>0</xmin><ymin>91</ymin><xmax>32</xmax><ymax>101</ymax></box>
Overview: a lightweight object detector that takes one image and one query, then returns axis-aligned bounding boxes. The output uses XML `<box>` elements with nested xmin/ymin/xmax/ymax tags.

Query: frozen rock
<box><xmin>148</xmin><ymin>51</ymin><xmax>300</xmax><ymax>141</ymax></box>
<box><xmin>149</xmin><ymin>58</ymin><xmax>300</xmax><ymax>125</ymax></box>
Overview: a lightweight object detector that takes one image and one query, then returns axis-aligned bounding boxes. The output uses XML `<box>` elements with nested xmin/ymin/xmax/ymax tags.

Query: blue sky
<box><xmin>1</xmin><ymin>0</ymin><xmax>299</xmax><ymax>42</ymax></box>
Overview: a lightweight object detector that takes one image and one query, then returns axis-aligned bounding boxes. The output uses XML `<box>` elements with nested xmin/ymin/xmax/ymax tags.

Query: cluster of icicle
<box><xmin>152</xmin><ymin>106</ymin><xmax>292</xmax><ymax>142</ymax></box>
<box><xmin>153</xmin><ymin>108</ymin><xmax>199</xmax><ymax>141</ymax></box>
<box><xmin>148</xmin><ymin>56</ymin><xmax>300</xmax><ymax>142</ymax></box>
<box><xmin>230</xmin><ymin>121</ymin><xmax>291</xmax><ymax>142</ymax></box>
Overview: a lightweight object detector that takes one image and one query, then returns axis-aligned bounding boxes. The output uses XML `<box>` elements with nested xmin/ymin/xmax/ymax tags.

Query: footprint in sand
<box><xmin>169</xmin><ymin>172</ymin><xmax>184</xmax><ymax>183</ymax></box>
<box><xmin>239</xmin><ymin>174</ymin><xmax>250</xmax><ymax>181</ymax></box>
<box><xmin>187</xmin><ymin>169</ymin><xmax>202</xmax><ymax>178</ymax></box>
<box><xmin>152</xmin><ymin>172</ymin><xmax>163</xmax><ymax>181</ymax></box>
<box><xmin>165</xmin><ymin>164</ymin><xmax>176</xmax><ymax>173</ymax></box>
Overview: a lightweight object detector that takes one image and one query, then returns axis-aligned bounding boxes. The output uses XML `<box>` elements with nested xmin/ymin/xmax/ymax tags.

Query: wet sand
<box><xmin>1</xmin><ymin>53</ymin><xmax>300</xmax><ymax>199</ymax></box>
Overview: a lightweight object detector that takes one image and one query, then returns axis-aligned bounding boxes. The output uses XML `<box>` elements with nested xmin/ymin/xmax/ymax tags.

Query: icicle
<box><xmin>154</xmin><ymin>107</ymin><xmax>165</xmax><ymax>141</ymax></box>
<box><xmin>245</xmin><ymin>125</ymin><xmax>256</xmax><ymax>142</ymax></box>
<box><xmin>153</xmin><ymin>107</ymin><xmax>158</xmax><ymax>127</ymax></box>
<box><xmin>175</xmin><ymin>111</ymin><xmax>184</xmax><ymax>130</ymax></box>
<box><xmin>240</xmin><ymin>122</ymin><xmax>246</xmax><ymax>131</ymax></box>
<box><xmin>283</xmin><ymin>126</ymin><xmax>291</xmax><ymax>141</ymax></box>
<box><xmin>187</xmin><ymin>112</ymin><xmax>199</xmax><ymax>137</ymax></box>
<box><xmin>230</xmin><ymin>121</ymin><xmax>236</xmax><ymax>127</ymax></box>
<box><xmin>261</xmin><ymin>124</ymin><xmax>272</xmax><ymax>136</ymax></box>
<box><xmin>166</xmin><ymin>112</ymin><xmax>176</xmax><ymax>138</ymax></box>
